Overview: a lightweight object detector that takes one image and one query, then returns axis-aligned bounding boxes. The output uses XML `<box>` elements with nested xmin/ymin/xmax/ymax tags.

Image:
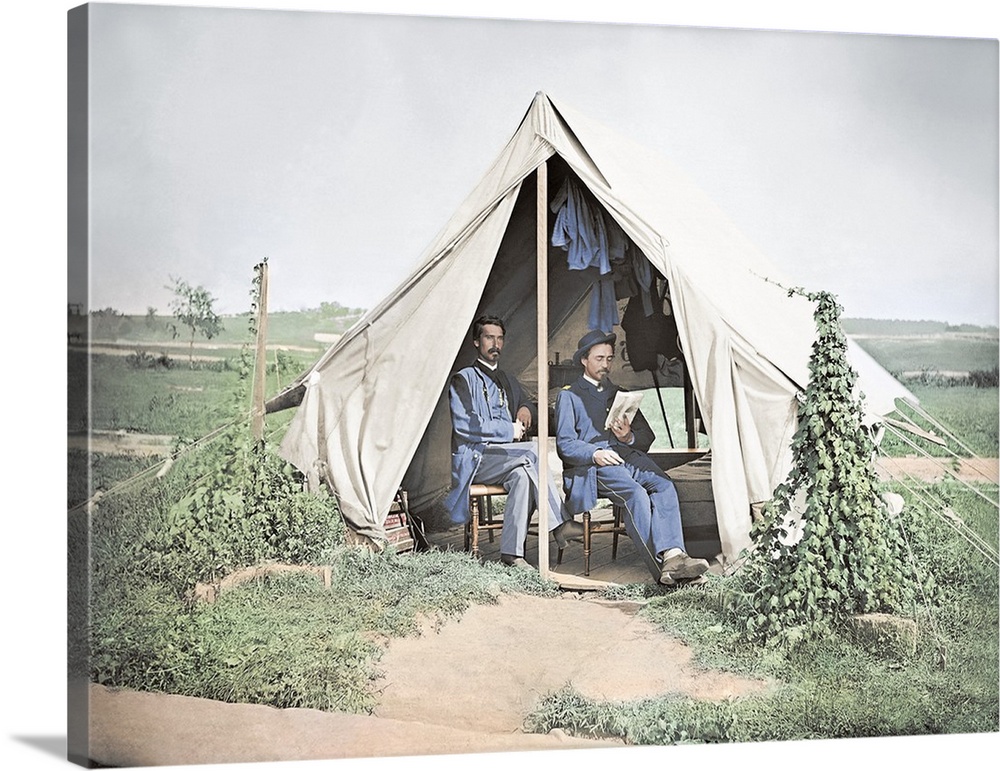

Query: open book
<box><xmin>604</xmin><ymin>390</ymin><xmax>644</xmax><ymax>430</ymax></box>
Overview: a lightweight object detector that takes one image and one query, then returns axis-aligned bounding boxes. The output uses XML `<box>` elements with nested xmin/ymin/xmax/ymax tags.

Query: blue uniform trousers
<box><xmin>473</xmin><ymin>442</ymin><xmax>568</xmax><ymax>558</ymax></box>
<box><xmin>595</xmin><ymin>449</ymin><xmax>686</xmax><ymax>580</ymax></box>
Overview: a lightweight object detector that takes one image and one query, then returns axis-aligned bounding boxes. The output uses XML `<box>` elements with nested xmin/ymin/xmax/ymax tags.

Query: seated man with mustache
<box><xmin>554</xmin><ymin>329</ymin><xmax>709</xmax><ymax>586</ymax></box>
<box><xmin>444</xmin><ymin>314</ymin><xmax>584</xmax><ymax>569</ymax></box>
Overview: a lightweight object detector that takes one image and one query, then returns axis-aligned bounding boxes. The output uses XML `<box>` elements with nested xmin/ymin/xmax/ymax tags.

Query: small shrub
<box><xmin>140</xmin><ymin>435</ymin><xmax>344</xmax><ymax>588</ymax></box>
<box><xmin>125</xmin><ymin>348</ymin><xmax>174</xmax><ymax>370</ymax></box>
<box><xmin>968</xmin><ymin>366</ymin><xmax>999</xmax><ymax>388</ymax></box>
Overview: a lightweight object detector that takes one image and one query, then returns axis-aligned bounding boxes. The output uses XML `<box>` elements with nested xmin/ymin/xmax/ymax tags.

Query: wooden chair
<box><xmin>557</xmin><ymin>502</ymin><xmax>627</xmax><ymax>576</ymax></box>
<box><xmin>464</xmin><ymin>484</ymin><xmax>508</xmax><ymax>557</ymax></box>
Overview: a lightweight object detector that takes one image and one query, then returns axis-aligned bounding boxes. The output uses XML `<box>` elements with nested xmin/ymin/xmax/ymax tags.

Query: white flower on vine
<box><xmin>777</xmin><ymin>512</ymin><xmax>805</xmax><ymax>547</ymax></box>
<box><xmin>881</xmin><ymin>491</ymin><xmax>905</xmax><ymax>518</ymax></box>
<box><xmin>773</xmin><ymin>488</ymin><xmax>807</xmax><ymax>551</ymax></box>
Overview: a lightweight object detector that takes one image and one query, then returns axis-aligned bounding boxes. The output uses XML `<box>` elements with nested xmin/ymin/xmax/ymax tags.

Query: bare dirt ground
<box><xmin>68</xmin><ymin>429</ymin><xmax>176</xmax><ymax>457</ymax></box>
<box><xmin>875</xmin><ymin>455</ymin><xmax>998</xmax><ymax>484</ymax></box>
<box><xmin>373</xmin><ymin>593</ymin><xmax>768</xmax><ymax>733</ymax></box>
<box><xmin>87</xmin><ymin>593</ymin><xmax>770</xmax><ymax>766</ymax></box>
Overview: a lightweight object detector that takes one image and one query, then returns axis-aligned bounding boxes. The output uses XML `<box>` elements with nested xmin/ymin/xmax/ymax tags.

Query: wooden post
<box><xmin>536</xmin><ymin>162</ymin><xmax>550</xmax><ymax>579</ymax></box>
<box><xmin>251</xmin><ymin>261</ymin><xmax>269</xmax><ymax>442</ymax></box>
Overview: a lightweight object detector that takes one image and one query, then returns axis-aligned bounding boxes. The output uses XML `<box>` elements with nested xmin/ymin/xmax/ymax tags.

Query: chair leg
<box><xmin>469</xmin><ymin>496</ymin><xmax>481</xmax><ymax>557</ymax></box>
<box><xmin>612</xmin><ymin>505</ymin><xmax>622</xmax><ymax>560</ymax></box>
<box><xmin>583</xmin><ymin>510</ymin><xmax>592</xmax><ymax>576</ymax></box>
<box><xmin>485</xmin><ymin>495</ymin><xmax>496</xmax><ymax>543</ymax></box>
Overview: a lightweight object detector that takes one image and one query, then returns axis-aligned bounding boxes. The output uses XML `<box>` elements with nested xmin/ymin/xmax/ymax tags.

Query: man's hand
<box><xmin>593</xmin><ymin>448</ymin><xmax>624</xmax><ymax>466</ymax></box>
<box><xmin>512</xmin><ymin>419</ymin><xmax>526</xmax><ymax>441</ymax></box>
<box><xmin>610</xmin><ymin>416</ymin><xmax>633</xmax><ymax>443</ymax></box>
<box><xmin>516</xmin><ymin>406</ymin><xmax>532</xmax><ymax>430</ymax></box>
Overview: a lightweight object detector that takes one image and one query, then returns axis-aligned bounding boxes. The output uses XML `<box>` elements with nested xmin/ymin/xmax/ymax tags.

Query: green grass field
<box><xmin>638</xmin><ymin>384</ymin><xmax>998</xmax><ymax>457</ymax></box>
<box><xmin>894</xmin><ymin>386</ymin><xmax>999</xmax><ymax>457</ymax></box>
<box><xmin>851</xmin><ymin>335</ymin><xmax>999</xmax><ymax>374</ymax></box>
<box><xmin>76</xmin><ymin>307</ymin><xmax>363</xmax><ymax>347</ymax></box>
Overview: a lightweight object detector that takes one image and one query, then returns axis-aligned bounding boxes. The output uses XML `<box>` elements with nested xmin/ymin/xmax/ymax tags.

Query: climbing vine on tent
<box><xmin>730</xmin><ymin>289</ymin><xmax>936</xmax><ymax>643</ymax></box>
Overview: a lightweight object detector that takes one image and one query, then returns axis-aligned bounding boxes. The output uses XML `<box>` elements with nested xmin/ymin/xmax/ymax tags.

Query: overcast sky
<box><xmin>69</xmin><ymin>2</ymin><xmax>1000</xmax><ymax>326</ymax></box>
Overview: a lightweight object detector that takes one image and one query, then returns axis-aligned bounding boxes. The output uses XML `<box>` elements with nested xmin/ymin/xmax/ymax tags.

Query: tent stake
<box><xmin>536</xmin><ymin>160</ymin><xmax>550</xmax><ymax>579</ymax></box>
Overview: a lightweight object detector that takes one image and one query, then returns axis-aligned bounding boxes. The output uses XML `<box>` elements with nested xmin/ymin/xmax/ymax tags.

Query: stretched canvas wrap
<box><xmin>67</xmin><ymin>3</ymin><xmax>999</xmax><ymax>769</ymax></box>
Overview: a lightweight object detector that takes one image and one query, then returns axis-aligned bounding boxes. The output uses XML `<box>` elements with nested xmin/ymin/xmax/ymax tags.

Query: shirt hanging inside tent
<box><xmin>550</xmin><ymin>176</ymin><xmax>631</xmax><ymax>332</ymax></box>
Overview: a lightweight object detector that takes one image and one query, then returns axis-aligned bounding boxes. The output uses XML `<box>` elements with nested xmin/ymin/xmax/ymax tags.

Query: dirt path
<box><xmin>87</xmin><ymin>681</ymin><xmax>614</xmax><ymax>767</ymax></box>
<box><xmin>374</xmin><ymin>593</ymin><xmax>767</xmax><ymax>733</ymax></box>
<box><xmin>86</xmin><ymin>593</ymin><xmax>768</xmax><ymax>766</ymax></box>
<box><xmin>68</xmin><ymin>429</ymin><xmax>176</xmax><ymax>456</ymax></box>
<box><xmin>875</xmin><ymin>455</ymin><xmax>998</xmax><ymax>484</ymax></box>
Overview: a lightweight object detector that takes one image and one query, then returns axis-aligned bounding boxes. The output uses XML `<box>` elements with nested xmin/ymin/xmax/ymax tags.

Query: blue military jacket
<box><xmin>554</xmin><ymin>376</ymin><xmax>655</xmax><ymax>514</ymax></box>
<box><xmin>444</xmin><ymin>364</ymin><xmax>536</xmax><ymax>523</ymax></box>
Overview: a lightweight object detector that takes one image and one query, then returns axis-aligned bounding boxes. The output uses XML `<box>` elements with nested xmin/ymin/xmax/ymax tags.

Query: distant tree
<box><xmin>319</xmin><ymin>301</ymin><xmax>346</xmax><ymax>318</ymax></box>
<box><xmin>167</xmin><ymin>277</ymin><xmax>223</xmax><ymax>367</ymax></box>
<box><xmin>968</xmin><ymin>366</ymin><xmax>1000</xmax><ymax>388</ymax></box>
<box><xmin>90</xmin><ymin>306</ymin><xmax>131</xmax><ymax>339</ymax></box>
<box><xmin>145</xmin><ymin>306</ymin><xmax>159</xmax><ymax>330</ymax></box>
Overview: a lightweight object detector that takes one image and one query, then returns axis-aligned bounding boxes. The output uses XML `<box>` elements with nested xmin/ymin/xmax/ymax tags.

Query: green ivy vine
<box><xmin>730</xmin><ymin>289</ymin><xmax>937</xmax><ymax>643</ymax></box>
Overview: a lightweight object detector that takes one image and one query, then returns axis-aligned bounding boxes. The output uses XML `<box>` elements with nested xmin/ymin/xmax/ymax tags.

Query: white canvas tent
<box><xmin>274</xmin><ymin>91</ymin><xmax>915</xmax><ymax>563</ymax></box>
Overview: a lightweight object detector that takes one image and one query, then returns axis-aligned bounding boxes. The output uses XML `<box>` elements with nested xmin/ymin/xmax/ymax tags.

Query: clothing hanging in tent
<box><xmin>621</xmin><ymin>285</ymin><xmax>682</xmax><ymax>371</ymax></box>
<box><xmin>550</xmin><ymin>176</ymin><xmax>630</xmax><ymax>332</ymax></box>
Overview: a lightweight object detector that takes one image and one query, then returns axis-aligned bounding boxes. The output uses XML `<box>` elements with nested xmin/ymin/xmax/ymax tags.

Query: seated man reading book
<box><xmin>553</xmin><ymin>329</ymin><xmax>709</xmax><ymax>585</ymax></box>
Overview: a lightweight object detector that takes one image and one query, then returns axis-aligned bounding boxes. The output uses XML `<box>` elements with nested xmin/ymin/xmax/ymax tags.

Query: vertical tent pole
<box><xmin>251</xmin><ymin>260</ymin><xmax>269</xmax><ymax>442</ymax></box>
<box><xmin>536</xmin><ymin>161</ymin><xmax>550</xmax><ymax>578</ymax></box>
<box><xmin>683</xmin><ymin>363</ymin><xmax>697</xmax><ymax>449</ymax></box>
